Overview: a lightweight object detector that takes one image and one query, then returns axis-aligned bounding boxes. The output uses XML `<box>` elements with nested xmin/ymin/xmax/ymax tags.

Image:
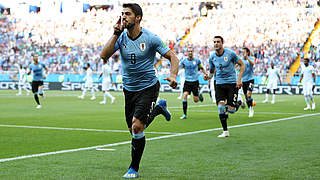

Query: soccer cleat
<box><xmin>249</xmin><ymin>107</ymin><xmax>254</xmax><ymax>118</ymax></box>
<box><xmin>36</xmin><ymin>105</ymin><xmax>42</xmax><ymax>109</ymax></box>
<box><xmin>304</xmin><ymin>106</ymin><xmax>311</xmax><ymax>111</ymax></box>
<box><xmin>90</xmin><ymin>96</ymin><xmax>96</xmax><ymax>100</ymax></box>
<box><xmin>199</xmin><ymin>93</ymin><xmax>204</xmax><ymax>102</ymax></box>
<box><xmin>78</xmin><ymin>95</ymin><xmax>84</xmax><ymax>99</ymax></box>
<box><xmin>111</xmin><ymin>98</ymin><xmax>116</xmax><ymax>104</ymax></box>
<box><xmin>271</xmin><ymin>100</ymin><xmax>275</xmax><ymax>104</ymax></box>
<box><xmin>218</xmin><ymin>131</ymin><xmax>230</xmax><ymax>138</ymax></box>
<box><xmin>262</xmin><ymin>99</ymin><xmax>268</xmax><ymax>103</ymax></box>
<box><xmin>177</xmin><ymin>96</ymin><xmax>182</xmax><ymax>100</ymax></box>
<box><xmin>26</xmin><ymin>91</ymin><xmax>30</xmax><ymax>96</ymax></box>
<box><xmin>311</xmin><ymin>103</ymin><xmax>316</xmax><ymax>110</ymax></box>
<box><xmin>16</xmin><ymin>93</ymin><xmax>22</xmax><ymax>96</ymax></box>
<box><xmin>99</xmin><ymin>101</ymin><xmax>106</xmax><ymax>104</ymax></box>
<box><xmin>122</xmin><ymin>168</ymin><xmax>139</xmax><ymax>179</ymax></box>
<box><xmin>180</xmin><ymin>114</ymin><xmax>187</xmax><ymax>119</ymax></box>
<box><xmin>157</xmin><ymin>99</ymin><xmax>171</xmax><ymax>121</ymax></box>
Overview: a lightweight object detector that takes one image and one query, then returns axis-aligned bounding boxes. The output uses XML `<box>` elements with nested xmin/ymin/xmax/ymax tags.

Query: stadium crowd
<box><xmin>0</xmin><ymin>0</ymin><xmax>319</xmax><ymax>77</ymax></box>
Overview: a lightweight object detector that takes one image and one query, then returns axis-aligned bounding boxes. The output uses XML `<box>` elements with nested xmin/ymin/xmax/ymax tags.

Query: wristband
<box><xmin>114</xmin><ymin>31</ymin><xmax>122</xmax><ymax>36</ymax></box>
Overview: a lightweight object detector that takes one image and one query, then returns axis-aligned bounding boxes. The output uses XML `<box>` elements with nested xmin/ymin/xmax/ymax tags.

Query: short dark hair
<box><xmin>243</xmin><ymin>47</ymin><xmax>250</xmax><ymax>56</ymax></box>
<box><xmin>304</xmin><ymin>58</ymin><xmax>310</xmax><ymax>62</ymax></box>
<box><xmin>123</xmin><ymin>3</ymin><xmax>143</xmax><ymax>20</ymax></box>
<box><xmin>214</xmin><ymin>36</ymin><xmax>224</xmax><ymax>43</ymax></box>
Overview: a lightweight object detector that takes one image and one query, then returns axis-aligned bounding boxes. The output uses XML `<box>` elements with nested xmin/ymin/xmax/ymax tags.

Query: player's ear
<box><xmin>136</xmin><ymin>15</ymin><xmax>142</xmax><ymax>23</ymax></box>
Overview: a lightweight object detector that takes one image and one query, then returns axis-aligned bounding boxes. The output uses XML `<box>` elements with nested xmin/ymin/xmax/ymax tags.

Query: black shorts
<box><xmin>32</xmin><ymin>81</ymin><xmax>44</xmax><ymax>93</ymax></box>
<box><xmin>123</xmin><ymin>81</ymin><xmax>160</xmax><ymax>128</ymax></box>
<box><xmin>215</xmin><ymin>83</ymin><xmax>238</xmax><ymax>107</ymax></box>
<box><xmin>242</xmin><ymin>79</ymin><xmax>254</xmax><ymax>95</ymax></box>
<box><xmin>183</xmin><ymin>80</ymin><xmax>200</xmax><ymax>96</ymax></box>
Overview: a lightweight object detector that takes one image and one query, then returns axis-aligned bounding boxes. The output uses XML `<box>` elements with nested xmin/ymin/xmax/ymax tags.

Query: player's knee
<box><xmin>194</xmin><ymin>97</ymin><xmax>199</xmax><ymax>103</ymax></box>
<box><xmin>132</xmin><ymin>120</ymin><xmax>144</xmax><ymax>134</ymax></box>
<box><xmin>218</xmin><ymin>104</ymin><xmax>226</xmax><ymax>114</ymax></box>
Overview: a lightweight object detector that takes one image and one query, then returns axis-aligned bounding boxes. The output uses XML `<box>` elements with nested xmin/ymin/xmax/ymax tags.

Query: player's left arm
<box><xmin>312</xmin><ymin>71</ymin><xmax>316</xmax><ymax>90</ymax></box>
<box><xmin>163</xmin><ymin>50</ymin><xmax>179</xmax><ymax>89</ymax></box>
<box><xmin>198</xmin><ymin>60</ymin><xmax>206</xmax><ymax>75</ymax></box>
<box><xmin>43</xmin><ymin>64</ymin><xmax>49</xmax><ymax>79</ymax></box>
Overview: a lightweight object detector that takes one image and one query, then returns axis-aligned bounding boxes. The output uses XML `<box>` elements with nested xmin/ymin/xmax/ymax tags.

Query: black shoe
<box><xmin>199</xmin><ymin>93</ymin><xmax>204</xmax><ymax>102</ymax></box>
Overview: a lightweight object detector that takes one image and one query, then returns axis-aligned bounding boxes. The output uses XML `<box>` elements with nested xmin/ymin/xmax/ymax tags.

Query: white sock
<box><xmin>104</xmin><ymin>91</ymin><xmax>114</xmax><ymax>100</ymax></box>
<box><xmin>265</xmin><ymin>94</ymin><xmax>269</xmax><ymax>100</ymax></box>
<box><xmin>18</xmin><ymin>85</ymin><xmax>22</xmax><ymax>94</ymax></box>
<box><xmin>238</xmin><ymin>94</ymin><xmax>244</xmax><ymax>102</ymax></box>
<box><xmin>309</xmin><ymin>95</ymin><xmax>314</xmax><ymax>104</ymax></box>
<box><xmin>82</xmin><ymin>89</ymin><xmax>87</xmax><ymax>96</ymax></box>
<box><xmin>272</xmin><ymin>94</ymin><xmax>275</xmax><ymax>101</ymax></box>
<box><xmin>91</xmin><ymin>88</ymin><xmax>95</xmax><ymax>97</ymax></box>
<box><xmin>305</xmin><ymin>96</ymin><xmax>310</xmax><ymax>106</ymax></box>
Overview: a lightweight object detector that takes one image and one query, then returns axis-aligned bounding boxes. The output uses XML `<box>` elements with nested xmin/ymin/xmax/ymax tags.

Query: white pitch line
<box><xmin>0</xmin><ymin>112</ymin><xmax>319</xmax><ymax>163</ymax></box>
<box><xmin>170</xmin><ymin>109</ymin><xmax>305</xmax><ymax>115</ymax></box>
<box><xmin>0</xmin><ymin>125</ymin><xmax>177</xmax><ymax>135</ymax></box>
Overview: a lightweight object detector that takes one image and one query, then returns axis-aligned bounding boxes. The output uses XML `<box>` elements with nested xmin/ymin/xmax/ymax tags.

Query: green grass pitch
<box><xmin>0</xmin><ymin>90</ymin><xmax>319</xmax><ymax>179</ymax></box>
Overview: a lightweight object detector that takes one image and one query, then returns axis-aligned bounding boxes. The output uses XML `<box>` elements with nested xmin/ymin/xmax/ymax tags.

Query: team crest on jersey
<box><xmin>224</xmin><ymin>56</ymin><xmax>228</xmax><ymax>62</ymax></box>
<box><xmin>140</xmin><ymin>43</ymin><xmax>146</xmax><ymax>51</ymax></box>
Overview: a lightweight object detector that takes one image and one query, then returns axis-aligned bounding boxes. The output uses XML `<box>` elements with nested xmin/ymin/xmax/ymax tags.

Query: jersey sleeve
<box><xmin>152</xmin><ymin>35</ymin><xmax>170</xmax><ymax>56</ymax></box>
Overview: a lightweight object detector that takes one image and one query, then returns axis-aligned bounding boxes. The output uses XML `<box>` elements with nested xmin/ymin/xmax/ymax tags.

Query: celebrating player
<box><xmin>100</xmin><ymin>3</ymin><xmax>179</xmax><ymax>178</ymax></box>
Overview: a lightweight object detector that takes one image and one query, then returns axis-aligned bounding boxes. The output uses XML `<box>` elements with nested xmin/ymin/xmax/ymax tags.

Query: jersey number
<box><xmin>130</xmin><ymin>53</ymin><xmax>136</xmax><ymax>64</ymax></box>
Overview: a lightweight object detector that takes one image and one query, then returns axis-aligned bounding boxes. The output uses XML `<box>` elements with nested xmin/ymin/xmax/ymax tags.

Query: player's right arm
<box><xmin>204</xmin><ymin>55</ymin><xmax>215</xmax><ymax>80</ymax></box>
<box><xmin>163</xmin><ymin>50</ymin><xmax>179</xmax><ymax>89</ymax></box>
<box><xmin>100</xmin><ymin>17</ymin><xmax>123</xmax><ymax>61</ymax></box>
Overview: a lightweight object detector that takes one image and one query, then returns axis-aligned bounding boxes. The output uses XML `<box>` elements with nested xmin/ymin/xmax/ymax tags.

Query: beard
<box><xmin>124</xmin><ymin>21</ymin><xmax>135</xmax><ymax>30</ymax></box>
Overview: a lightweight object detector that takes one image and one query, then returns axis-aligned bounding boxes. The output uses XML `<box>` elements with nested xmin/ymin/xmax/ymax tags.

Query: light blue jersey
<box><xmin>29</xmin><ymin>63</ymin><xmax>46</xmax><ymax>81</ymax></box>
<box><xmin>180</xmin><ymin>57</ymin><xmax>201</xmax><ymax>82</ymax></box>
<box><xmin>113</xmin><ymin>28</ymin><xmax>170</xmax><ymax>91</ymax></box>
<box><xmin>208</xmin><ymin>48</ymin><xmax>240</xmax><ymax>84</ymax></box>
<box><xmin>242</xmin><ymin>56</ymin><xmax>255</xmax><ymax>82</ymax></box>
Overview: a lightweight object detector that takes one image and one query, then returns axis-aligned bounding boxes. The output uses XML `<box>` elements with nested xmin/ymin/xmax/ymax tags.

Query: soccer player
<box><xmin>179</xmin><ymin>46</ymin><xmax>205</xmax><ymax>119</ymax></box>
<box><xmin>98</xmin><ymin>59</ymin><xmax>115</xmax><ymax>104</ymax></box>
<box><xmin>15</xmin><ymin>64</ymin><xmax>30</xmax><ymax>96</ymax></box>
<box><xmin>263</xmin><ymin>62</ymin><xmax>281</xmax><ymax>104</ymax></box>
<box><xmin>100</xmin><ymin>3</ymin><xmax>179</xmax><ymax>178</ymax></box>
<box><xmin>242</xmin><ymin>47</ymin><xmax>255</xmax><ymax>117</ymax></box>
<box><xmin>27</xmin><ymin>54</ymin><xmax>48</xmax><ymax>109</ymax></box>
<box><xmin>204</xmin><ymin>36</ymin><xmax>245</xmax><ymax>138</ymax></box>
<box><xmin>78</xmin><ymin>63</ymin><xmax>96</xmax><ymax>100</ymax></box>
<box><xmin>299</xmin><ymin>58</ymin><xmax>316</xmax><ymax>110</ymax></box>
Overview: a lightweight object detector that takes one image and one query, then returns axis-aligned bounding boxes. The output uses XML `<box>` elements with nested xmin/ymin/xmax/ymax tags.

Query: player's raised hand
<box><xmin>113</xmin><ymin>16</ymin><xmax>123</xmax><ymax>36</ymax></box>
<box><xmin>164</xmin><ymin>76</ymin><xmax>177</xmax><ymax>89</ymax></box>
